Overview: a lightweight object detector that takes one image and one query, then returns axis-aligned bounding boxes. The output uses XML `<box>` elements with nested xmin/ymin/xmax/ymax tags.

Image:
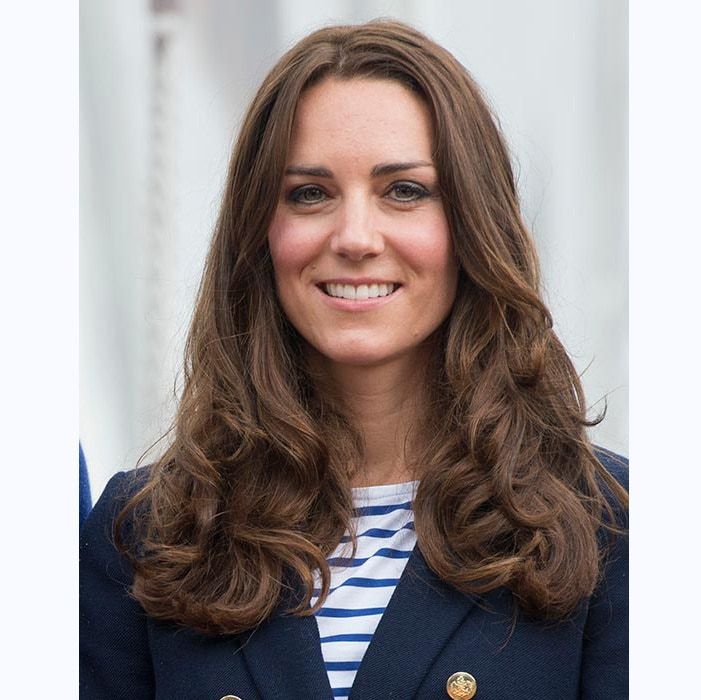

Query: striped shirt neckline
<box><xmin>313</xmin><ymin>479</ymin><xmax>419</xmax><ymax>700</ymax></box>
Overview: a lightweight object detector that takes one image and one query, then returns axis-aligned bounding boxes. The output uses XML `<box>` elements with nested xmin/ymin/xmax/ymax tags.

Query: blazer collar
<box><xmin>240</xmin><ymin>546</ymin><xmax>476</xmax><ymax>700</ymax></box>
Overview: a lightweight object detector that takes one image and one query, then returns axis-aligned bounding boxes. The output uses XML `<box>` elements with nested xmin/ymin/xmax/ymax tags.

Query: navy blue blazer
<box><xmin>80</xmin><ymin>450</ymin><xmax>627</xmax><ymax>699</ymax></box>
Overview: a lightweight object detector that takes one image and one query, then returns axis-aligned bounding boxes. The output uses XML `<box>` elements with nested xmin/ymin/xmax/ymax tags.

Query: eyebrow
<box><xmin>371</xmin><ymin>161</ymin><xmax>434</xmax><ymax>177</ymax></box>
<box><xmin>284</xmin><ymin>161</ymin><xmax>434</xmax><ymax>178</ymax></box>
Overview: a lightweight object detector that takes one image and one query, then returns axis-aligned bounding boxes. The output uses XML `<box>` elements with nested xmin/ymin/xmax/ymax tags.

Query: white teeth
<box><xmin>324</xmin><ymin>283</ymin><xmax>396</xmax><ymax>300</ymax></box>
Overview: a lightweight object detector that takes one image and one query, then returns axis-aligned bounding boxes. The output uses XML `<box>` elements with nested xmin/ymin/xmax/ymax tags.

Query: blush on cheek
<box><xmin>404</xmin><ymin>234</ymin><xmax>455</xmax><ymax>274</ymax></box>
<box><xmin>268</xmin><ymin>219</ymin><xmax>323</xmax><ymax>276</ymax></box>
<box><xmin>266</xmin><ymin>217</ymin><xmax>285</xmax><ymax>264</ymax></box>
<box><xmin>267</xmin><ymin>232</ymin><xmax>297</xmax><ymax>280</ymax></box>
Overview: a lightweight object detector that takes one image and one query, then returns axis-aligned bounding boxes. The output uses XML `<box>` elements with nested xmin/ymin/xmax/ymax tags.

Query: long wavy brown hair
<box><xmin>117</xmin><ymin>19</ymin><xmax>627</xmax><ymax>635</ymax></box>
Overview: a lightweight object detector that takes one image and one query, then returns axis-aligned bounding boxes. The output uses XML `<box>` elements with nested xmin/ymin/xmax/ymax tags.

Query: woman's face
<box><xmin>268</xmin><ymin>77</ymin><xmax>458</xmax><ymax>370</ymax></box>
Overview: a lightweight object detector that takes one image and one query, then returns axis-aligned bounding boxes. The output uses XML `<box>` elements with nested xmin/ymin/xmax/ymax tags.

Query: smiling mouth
<box><xmin>321</xmin><ymin>282</ymin><xmax>400</xmax><ymax>300</ymax></box>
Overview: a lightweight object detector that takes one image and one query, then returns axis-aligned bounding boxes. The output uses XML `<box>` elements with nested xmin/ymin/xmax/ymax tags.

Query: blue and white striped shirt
<box><xmin>312</xmin><ymin>480</ymin><xmax>419</xmax><ymax>699</ymax></box>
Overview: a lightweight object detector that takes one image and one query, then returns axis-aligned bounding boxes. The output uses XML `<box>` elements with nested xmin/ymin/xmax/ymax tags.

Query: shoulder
<box><xmin>80</xmin><ymin>468</ymin><xmax>157</xmax><ymax>698</ymax></box>
<box><xmin>81</xmin><ymin>466</ymin><xmax>151</xmax><ymax>522</ymax></box>
<box><xmin>579</xmin><ymin>447</ymin><xmax>629</xmax><ymax>694</ymax></box>
<box><xmin>85</xmin><ymin>467</ymin><xmax>151</xmax><ymax>522</ymax></box>
<box><xmin>593</xmin><ymin>446</ymin><xmax>629</xmax><ymax>491</ymax></box>
<box><xmin>79</xmin><ymin>467</ymin><xmax>151</xmax><ymax>582</ymax></box>
<box><xmin>591</xmin><ymin>445</ymin><xmax>629</xmax><ymax>534</ymax></box>
<box><xmin>100</xmin><ymin>466</ymin><xmax>152</xmax><ymax>505</ymax></box>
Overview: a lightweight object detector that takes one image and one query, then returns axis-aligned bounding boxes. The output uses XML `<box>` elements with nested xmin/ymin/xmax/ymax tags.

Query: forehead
<box><xmin>287</xmin><ymin>77</ymin><xmax>434</xmax><ymax>163</ymax></box>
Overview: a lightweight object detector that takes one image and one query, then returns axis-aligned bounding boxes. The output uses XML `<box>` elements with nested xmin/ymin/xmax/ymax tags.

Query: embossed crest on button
<box><xmin>446</xmin><ymin>671</ymin><xmax>477</xmax><ymax>699</ymax></box>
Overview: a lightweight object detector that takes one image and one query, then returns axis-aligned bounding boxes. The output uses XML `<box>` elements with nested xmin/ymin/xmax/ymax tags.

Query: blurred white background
<box><xmin>80</xmin><ymin>0</ymin><xmax>628</xmax><ymax>499</ymax></box>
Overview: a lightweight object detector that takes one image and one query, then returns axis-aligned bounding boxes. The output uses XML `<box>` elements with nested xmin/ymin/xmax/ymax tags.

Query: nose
<box><xmin>329</xmin><ymin>194</ymin><xmax>385</xmax><ymax>261</ymax></box>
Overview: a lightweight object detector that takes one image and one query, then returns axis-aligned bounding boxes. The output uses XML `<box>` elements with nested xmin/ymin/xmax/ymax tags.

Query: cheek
<box><xmin>400</xmin><ymin>221</ymin><xmax>457</xmax><ymax>282</ymax></box>
<box><xmin>268</xmin><ymin>215</ymin><xmax>322</xmax><ymax>282</ymax></box>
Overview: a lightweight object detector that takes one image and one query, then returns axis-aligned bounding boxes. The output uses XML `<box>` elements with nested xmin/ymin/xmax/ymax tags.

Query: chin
<box><xmin>323</xmin><ymin>348</ymin><xmax>393</xmax><ymax>368</ymax></box>
<box><xmin>312</xmin><ymin>336</ymin><xmax>403</xmax><ymax>368</ymax></box>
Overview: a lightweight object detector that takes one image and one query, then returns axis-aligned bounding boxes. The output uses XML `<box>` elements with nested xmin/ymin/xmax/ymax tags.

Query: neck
<box><xmin>309</xmin><ymin>348</ymin><xmax>433</xmax><ymax>487</ymax></box>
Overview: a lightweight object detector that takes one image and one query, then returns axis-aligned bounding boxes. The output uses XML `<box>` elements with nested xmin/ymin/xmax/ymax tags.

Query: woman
<box><xmin>80</xmin><ymin>20</ymin><xmax>628</xmax><ymax>700</ymax></box>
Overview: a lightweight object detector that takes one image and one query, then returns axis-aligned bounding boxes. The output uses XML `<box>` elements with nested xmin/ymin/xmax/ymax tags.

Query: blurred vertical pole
<box><xmin>143</xmin><ymin>0</ymin><xmax>183</xmax><ymax>446</ymax></box>
<box><xmin>79</xmin><ymin>443</ymin><xmax>91</xmax><ymax>526</ymax></box>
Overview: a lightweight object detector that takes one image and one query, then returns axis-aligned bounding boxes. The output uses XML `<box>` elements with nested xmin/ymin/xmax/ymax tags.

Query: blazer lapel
<box><xmin>349</xmin><ymin>546</ymin><xmax>476</xmax><ymax>700</ymax></box>
<box><xmin>240</xmin><ymin>601</ymin><xmax>332</xmax><ymax>700</ymax></box>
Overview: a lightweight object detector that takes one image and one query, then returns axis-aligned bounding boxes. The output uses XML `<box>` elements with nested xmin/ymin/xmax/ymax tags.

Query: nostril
<box><xmin>333</xmin><ymin>249</ymin><xmax>382</xmax><ymax>263</ymax></box>
<box><xmin>330</xmin><ymin>229</ymin><xmax>385</xmax><ymax>260</ymax></box>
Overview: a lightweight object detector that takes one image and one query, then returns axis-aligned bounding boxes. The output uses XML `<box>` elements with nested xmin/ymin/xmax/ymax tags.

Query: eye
<box><xmin>288</xmin><ymin>185</ymin><xmax>327</xmax><ymax>205</ymax></box>
<box><xmin>387</xmin><ymin>181</ymin><xmax>430</xmax><ymax>203</ymax></box>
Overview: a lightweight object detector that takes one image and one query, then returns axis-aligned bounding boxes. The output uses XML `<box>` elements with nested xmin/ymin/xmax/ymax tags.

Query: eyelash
<box><xmin>287</xmin><ymin>181</ymin><xmax>431</xmax><ymax>206</ymax></box>
<box><xmin>389</xmin><ymin>181</ymin><xmax>431</xmax><ymax>202</ymax></box>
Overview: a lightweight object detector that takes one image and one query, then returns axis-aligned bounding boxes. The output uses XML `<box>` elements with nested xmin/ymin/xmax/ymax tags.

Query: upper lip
<box><xmin>317</xmin><ymin>278</ymin><xmax>400</xmax><ymax>286</ymax></box>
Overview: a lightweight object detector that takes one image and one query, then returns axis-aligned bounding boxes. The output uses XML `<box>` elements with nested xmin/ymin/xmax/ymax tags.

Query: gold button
<box><xmin>219</xmin><ymin>696</ymin><xmax>242</xmax><ymax>700</ymax></box>
<box><xmin>446</xmin><ymin>671</ymin><xmax>477</xmax><ymax>699</ymax></box>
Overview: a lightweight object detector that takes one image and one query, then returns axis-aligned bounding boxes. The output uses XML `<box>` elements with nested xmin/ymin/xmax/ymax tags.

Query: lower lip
<box><xmin>316</xmin><ymin>285</ymin><xmax>402</xmax><ymax>311</ymax></box>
